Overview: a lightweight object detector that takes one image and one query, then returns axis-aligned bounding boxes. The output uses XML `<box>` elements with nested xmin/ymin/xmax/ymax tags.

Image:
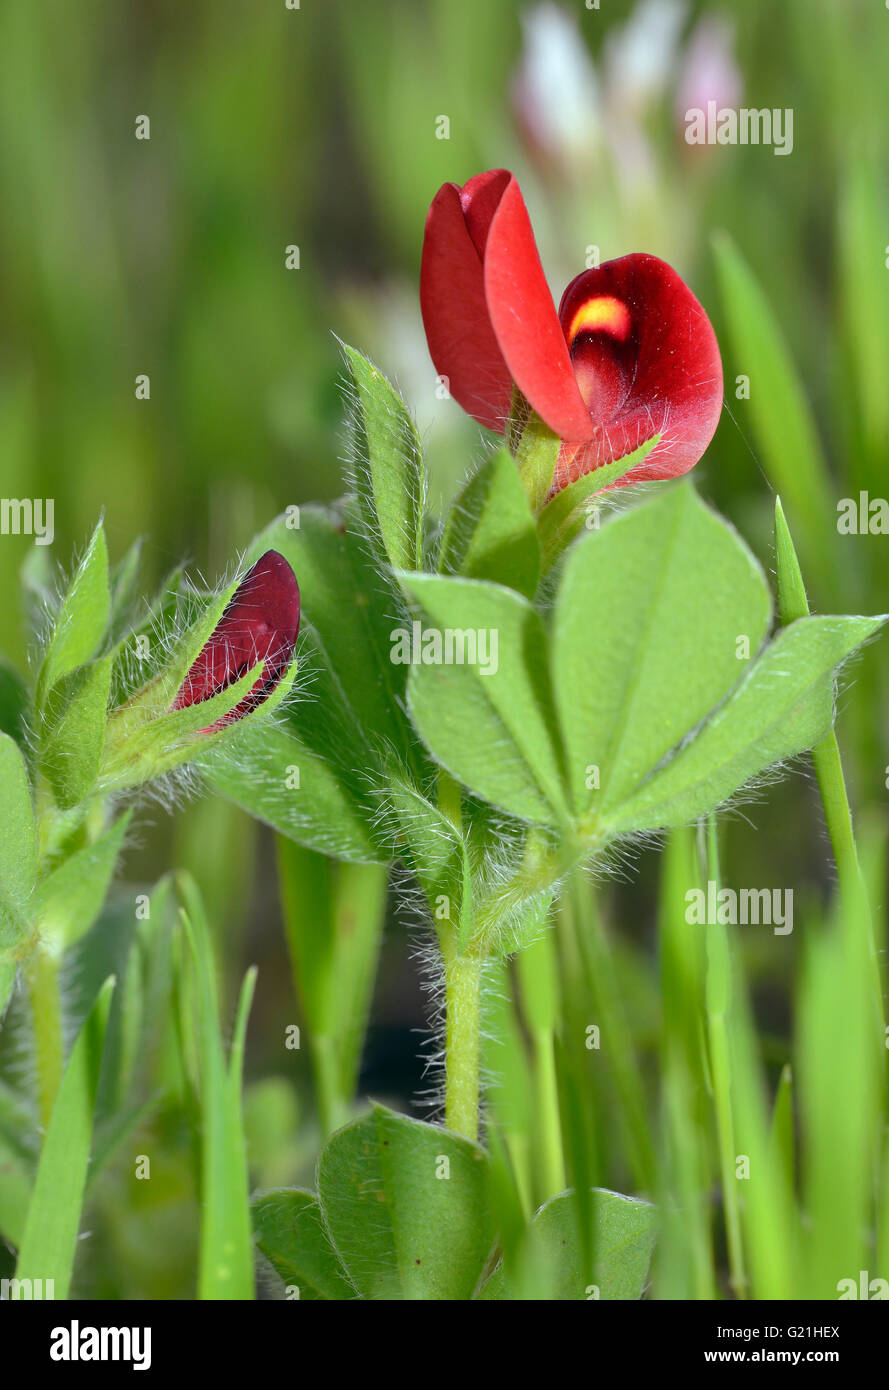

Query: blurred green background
<box><xmin>1</xmin><ymin>0</ymin><xmax>888</xmax><ymax>1297</ymax></box>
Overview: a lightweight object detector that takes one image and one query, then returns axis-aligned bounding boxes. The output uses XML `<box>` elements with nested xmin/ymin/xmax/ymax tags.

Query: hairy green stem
<box><xmin>442</xmin><ymin>942</ymin><xmax>483</xmax><ymax>1142</ymax></box>
<box><xmin>435</xmin><ymin>769</ymin><xmax>484</xmax><ymax>1141</ymax></box>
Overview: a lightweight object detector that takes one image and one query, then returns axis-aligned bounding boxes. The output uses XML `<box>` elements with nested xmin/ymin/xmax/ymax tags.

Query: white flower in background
<box><xmin>603</xmin><ymin>0</ymin><xmax>688</xmax><ymax>111</ymax></box>
<box><xmin>512</xmin><ymin>3</ymin><xmax>601</xmax><ymax>173</ymax></box>
<box><xmin>597</xmin><ymin>0</ymin><xmax>686</xmax><ymax>195</ymax></box>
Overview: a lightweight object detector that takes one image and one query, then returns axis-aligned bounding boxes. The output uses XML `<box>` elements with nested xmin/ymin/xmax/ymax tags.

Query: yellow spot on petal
<box><xmin>568</xmin><ymin>295</ymin><xmax>631</xmax><ymax>345</ymax></box>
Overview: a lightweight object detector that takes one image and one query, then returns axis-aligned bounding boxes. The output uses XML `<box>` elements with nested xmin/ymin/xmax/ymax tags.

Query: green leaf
<box><xmin>0</xmin><ymin>657</ymin><xmax>30</xmax><ymax>750</ymax></box>
<box><xmin>478</xmin><ymin>1188</ymin><xmax>657</xmax><ymax>1300</ymax></box>
<box><xmin>606</xmin><ymin>614</ymin><xmax>887</xmax><ymax>834</ymax></box>
<box><xmin>253</xmin><ymin>1189</ymin><xmax>355</xmax><ymax>1300</ymax></box>
<box><xmin>552</xmin><ymin>484</ymin><xmax>771</xmax><ymax>818</ymax></box>
<box><xmin>0</xmin><ymin>1077</ymin><xmax>33</xmax><ymax>1240</ymax></box>
<box><xmin>0</xmin><ymin>732</ymin><xmax>38</xmax><ymax>951</ymax></box>
<box><xmin>774</xmin><ymin>496</ymin><xmax>810</xmax><ymax>625</ymax></box>
<box><xmin>537</xmin><ymin>434</ymin><xmax>659</xmax><ymax>572</ymax></box>
<box><xmin>712</xmin><ymin>233</ymin><xmax>836</xmax><ymax>586</ymax></box>
<box><xmin>206</xmin><ymin>722</ymin><xmax>385</xmax><ymax>863</ymax></box>
<box><xmin>102</xmin><ymin>876</ymin><xmax>176</xmax><ymax>1117</ymax></box>
<box><xmin>31</xmin><ymin>812</ymin><xmax>131</xmax><ymax>951</ymax></box>
<box><xmin>342</xmin><ymin>343</ymin><xmax>425</xmax><ymax>572</ymax></box>
<box><xmin>384</xmin><ymin>774</ymin><xmax>469</xmax><ymax>912</ymax></box>
<box><xmin>245</xmin><ymin>503</ymin><xmax>423</xmax><ymax>778</ymax></box>
<box><xmin>402</xmin><ymin>574</ymin><xmax>570</xmax><ymax>825</ymax></box>
<box><xmin>178</xmin><ymin>874</ymin><xmax>256</xmax><ymax>1301</ymax></box>
<box><xmin>37</xmin><ymin>520</ymin><xmax>110</xmax><ymax>711</ymax></box>
<box><xmin>439</xmin><ymin>448</ymin><xmax>540</xmax><ymax>598</ymax></box>
<box><xmin>317</xmin><ymin>1104</ymin><xmax>494</xmax><ymax>1299</ymax></box>
<box><xmin>40</xmin><ymin>654</ymin><xmax>112</xmax><ymax>809</ymax></box>
<box><xmin>15</xmin><ymin>976</ymin><xmax>115</xmax><ymax>1298</ymax></box>
<box><xmin>0</xmin><ymin>953</ymin><xmax>18</xmax><ymax>1018</ymax></box>
<box><xmin>0</xmin><ymin>1126</ymin><xmax>32</xmax><ymax>1247</ymax></box>
<box><xmin>101</xmin><ymin>655</ymin><xmax>273</xmax><ymax>791</ymax></box>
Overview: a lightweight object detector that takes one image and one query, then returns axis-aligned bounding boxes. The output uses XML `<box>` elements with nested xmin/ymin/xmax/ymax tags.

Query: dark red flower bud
<box><xmin>421</xmin><ymin>169</ymin><xmax>723</xmax><ymax>491</ymax></box>
<box><xmin>172</xmin><ymin>550</ymin><xmax>300</xmax><ymax>728</ymax></box>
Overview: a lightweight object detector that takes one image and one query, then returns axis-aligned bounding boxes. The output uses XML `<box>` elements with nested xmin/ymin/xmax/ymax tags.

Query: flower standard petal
<box><xmin>420</xmin><ymin>177</ymin><xmax>513</xmax><ymax>431</ymax></box>
<box><xmin>483</xmin><ymin>174</ymin><xmax>593</xmax><ymax>442</ymax></box>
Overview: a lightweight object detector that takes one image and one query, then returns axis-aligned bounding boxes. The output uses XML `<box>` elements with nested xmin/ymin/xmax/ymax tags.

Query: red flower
<box><xmin>172</xmin><ymin>551</ymin><xmax>300</xmax><ymax>728</ymax></box>
<box><xmin>420</xmin><ymin>169</ymin><xmax>723</xmax><ymax>491</ymax></box>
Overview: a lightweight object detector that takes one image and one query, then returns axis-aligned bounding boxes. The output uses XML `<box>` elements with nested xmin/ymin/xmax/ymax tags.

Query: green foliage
<box><xmin>837</xmin><ymin>158</ymin><xmax>889</xmax><ymax>474</ymax></box>
<box><xmin>2</xmin><ymin>0</ymin><xmax>889</xmax><ymax>1306</ymax></box>
<box><xmin>207</xmin><ymin>502</ymin><xmax>424</xmax><ymax>862</ymax></box>
<box><xmin>553</xmin><ymin>484</ymin><xmax>771</xmax><ymax>818</ymax></box>
<box><xmin>396</xmin><ymin>483</ymin><xmax>883</xmax><ymax>850</ymax></box>
<box><xmin>608</xmin><ymin>615</ymin><xmax>885</xmax><ymax>834</ymax></box>
<box><xmin>40</xmin><ymin>654</ymin><xmax>112</xmax><ymax>808</ymax></box>
<box><xmin>206</xmin><ymin>722</ymin><xmax>382</xmax><ymax>863</ymax></box>
<box><xmin>253</xmin><ymin>1189</ymin><xmax>355</xmax><ymax>1300</ymax></box>
<box><xmin>712</xmin><ymin>233</ymin><xmax>837</xmax><ymax>593</ymax></box>
<box><xmin>536</xmin><ymin>435</ymin><xmax>659</xmax><ymax>571</ymax></box>
<box><xmin>439</xmin><ymin>447</ymin><xmax>540</xmax><ymax>598</ymax></box>
<box><xmin>479</xmin><ymin>1188</ymin><xmax>657</xmax><ymax>1300</ymax></box>
<box><xmin>277</xmin><ymin>841</ymin><xmax>387</xmax><ymax>1135</ymax></box>
<box><xmin>36</xmin><ymin>521</ymin><xmax>111</xmax><ymax>714</ymax></box>
<box><xmin>403</xmin><ymin>573</ymin><xmax>569</xmax><ymax>826</ymax></box>
<box><xmin>31</xmin><ymin>812</ymin><xmax>132</xmax><ymax>952</ymax></box>
<box><xmin>178</xmin><ymin>874</ymin><xmax>256</xmax><ymax>1301</ymax></box>
<box><xmin>342</xmin><ymin>343</ymin><xmax>426</xmax><ymax>572</ymax></box>
<box><xmin>15</xmin><ymin>977</ymin><xmax>115</xmax><ymax>1299</ymax></box>
<box><xmin>0</xmin><ymin>1081</ymin><xmax>32</xmax><ymax>1247</ymax></box>
<box><xmin>316</xmin><ymin>1105</ymin><xmax>495</xmax><ymax>1300</ymax></box>
<box><xmin>0</xmin><ymin>658</ymin><xmax>29</xmax><ymax>749</ymax></box>
<box><xmin>0</xmin><ymin>732</ymin><xmax>37</xmax><ymax>952</ymax></box>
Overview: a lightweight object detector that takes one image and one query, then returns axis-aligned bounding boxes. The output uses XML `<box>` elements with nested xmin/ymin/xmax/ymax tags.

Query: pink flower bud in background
<box><xmin>675</xmin><ymin>14</ymin><xmax>743</xmax><ymax>153</ymax></box>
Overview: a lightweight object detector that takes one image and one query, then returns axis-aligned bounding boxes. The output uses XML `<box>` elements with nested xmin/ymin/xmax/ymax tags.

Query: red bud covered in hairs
<box><xmin>172</xmin><ymin>550</ymin><xmax>300</xmax><ymax>730</ymax></box>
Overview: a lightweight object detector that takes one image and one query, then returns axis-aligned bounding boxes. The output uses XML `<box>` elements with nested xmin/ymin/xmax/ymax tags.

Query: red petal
<box><xmin>172</xmin><ymin>550</ymin><xmax>300</xmax><ymax>727</ymax></box>
<box><xmin>420</xmin><ymin>176</ymin><xmax>513</xmax><ymax>432</ymax></box>
<box><xmin>553</xmin><ymin>254</ymin><xmax>723</xmax><ymax>489</ymax></box>
<box><xmin>482</xmin><ymin>175</ymin><xmax>593</xmax><ymax>441</ymax></box>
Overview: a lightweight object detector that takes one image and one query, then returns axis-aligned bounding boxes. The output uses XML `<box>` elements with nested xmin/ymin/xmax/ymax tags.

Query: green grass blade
<box><xmin>15</xmin><ymin>976</ymin><xmax>115</xmax><ymax>1298</ymax></box>
<box><xmin>277</xmin><ymin>839</ymin><xmax>387</xmax><ymax>1137</ymax></box>
<box><xmin>655</xmin><ymin>827</ymin><xmax>716</xmax><ymax>1300</ymax></box>
<box><xmin>178</xmin><ymin>873</ymin><xmax>256</xmax><ymax>1301</ymax></box>
<box><xmin>712</xmin><ymin>232</ymin><xmax>838</xmax><ymax>598</ymax></box>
